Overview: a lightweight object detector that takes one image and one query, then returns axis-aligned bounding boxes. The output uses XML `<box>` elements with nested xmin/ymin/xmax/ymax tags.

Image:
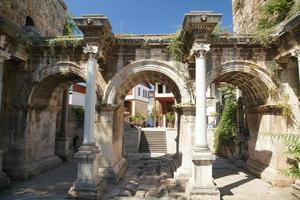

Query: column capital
<box><xmin>83</xmin><ymin>45</ymin><xmax>98</xmax><ymax>54</ymax></box>
<box><xmin>83</xmin><ymin>45</ymin><xmax>103</xmax><ymax>60</ymax></box>
<box><xmin>0</xmin><ymin>51</ymin><xmax>10</xmax><ymax>63</ymax></box>
<box><xmin>190</xmin><ymin>42</ymin><xmax>210</xmax><ymax>58</ymax></box>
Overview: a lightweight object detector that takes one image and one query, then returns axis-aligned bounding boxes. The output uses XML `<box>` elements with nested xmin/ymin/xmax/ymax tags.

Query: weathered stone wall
<box><xmin>246</xmin><ymin>110</ymin><xmax>294</xmax><ymax>186</ymax></box>
<box><xmin>232</xmin><ymin>0</ymin><xmax>266</xmax><ymax>34</ymax></box>
<box><xmin>0</xmin><ymin>0</ymin><xmax>67</xmax><ymax>36</ymax></box>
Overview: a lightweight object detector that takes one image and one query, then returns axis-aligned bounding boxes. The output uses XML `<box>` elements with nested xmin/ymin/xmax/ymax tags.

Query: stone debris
<box><xmin>103</xmin><ymin>155</ymin><xmax>188</xmax><ymax>200</ymax></box>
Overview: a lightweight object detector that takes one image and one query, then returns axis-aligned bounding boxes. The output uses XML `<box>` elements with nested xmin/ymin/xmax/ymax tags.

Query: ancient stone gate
<box><xmin>1</xmin><ymin>1</ymin><xmax>300</xmax><ymax>199</ymax></box>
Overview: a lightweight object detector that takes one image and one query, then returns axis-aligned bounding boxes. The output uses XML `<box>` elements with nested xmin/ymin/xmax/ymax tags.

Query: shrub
<box><xmin>214</xmin><ymin>101</ymin><xmax>237</xmax><ymax>153</ymax></box>
<box><xmin>73</xmin><ymin>107</ymin><xmax>84</xmax><ymax>125</ymax></box>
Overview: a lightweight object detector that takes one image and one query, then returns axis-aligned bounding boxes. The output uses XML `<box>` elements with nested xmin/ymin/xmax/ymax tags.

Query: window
<box><xmin>166</xmin><ymin>86</ymin><xmax>171</xmax><ymax>93</ymax></box>
<box><xmin>25</xmin><ymin>16</ymin><xmax>35</xmax><ymax>27</ymax></box>
<box><xmin>143</xmin><ymin>89</ymin><xmax>148</xmax><ymax>98</ymax></box>
<box><xmin>138</xmin><ymin>87</ymin><xmax>141</xmax><ymax>96</ymax></box>
<box><xmin>158</xmin><ymin>84</ymin><xmax>163</xmax><ymax>93</ymax></box>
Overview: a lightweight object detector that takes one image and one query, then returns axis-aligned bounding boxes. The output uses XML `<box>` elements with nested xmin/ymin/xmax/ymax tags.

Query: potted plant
<box><xmin>165</xmin><ymin>112</ymin><xmax>175</xmax><ymax>128</ymax></box>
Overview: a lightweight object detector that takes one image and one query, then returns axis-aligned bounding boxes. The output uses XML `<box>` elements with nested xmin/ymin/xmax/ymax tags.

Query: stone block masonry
<box><xmin>233</xmin><ymin>0</ymin><xmax>266</xmax><ymax>34</ymax></box>
<box><xmin>0</xmin><ymin>0</ymin><xmax>67</xmax><ymax>36</ymax></box>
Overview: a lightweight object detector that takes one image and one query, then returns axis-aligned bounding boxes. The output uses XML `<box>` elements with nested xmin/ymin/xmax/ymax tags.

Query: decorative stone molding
<box><xmin>190</xmin><ymin>42</ymin><xmax>210</xmax><ymax>58</ymax></box>
<box><xmin>103</xmin><ymin>59</ymin><xmax>192</xmax><ymax>105</ymax></box>
<box><xmin>175</xmin><ymin>105</ymin><xmax>196</xmax><ymax>115</ymax></box>
<box><xmin>83</xmin><ymin>45</ymin><xmax>98</xmax><ymax>54</ymax></box>
<box><xmin>0</xmin><ymin>35</ymin><xmax>11</xmax><ymax>62</ymax></box>
<box><xmin>245</xmin><ymin>104</ymin><xmax>283</xmax><ymax>114</ymax></box>
<box><xmin>291</xmin><ymin>49</ymin><xmax>300</xmax><ymax>58</ymax></box>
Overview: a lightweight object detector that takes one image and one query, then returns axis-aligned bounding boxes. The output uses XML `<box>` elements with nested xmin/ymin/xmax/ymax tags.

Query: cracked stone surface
<box><xmin>102</xmin><ymin>155</ymin><xmax>187</xmax><ymax>200</ymax></box>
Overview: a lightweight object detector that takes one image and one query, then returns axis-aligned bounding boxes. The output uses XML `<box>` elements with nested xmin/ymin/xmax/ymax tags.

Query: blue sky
<box><xmin>64</xmin><ymin>0</ymin><xmax>233</xmax><ymax>34</ymax></box>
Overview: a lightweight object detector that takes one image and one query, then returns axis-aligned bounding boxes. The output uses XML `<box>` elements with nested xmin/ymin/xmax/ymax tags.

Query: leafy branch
<box><xmin>264</xmin><ymin>132</ymin><xmax>300</xmax><ymax>179</ymax></box>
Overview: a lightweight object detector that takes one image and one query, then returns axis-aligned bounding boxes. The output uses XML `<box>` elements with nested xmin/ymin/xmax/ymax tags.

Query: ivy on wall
<box><xmin>63</xmin><ymin>13</ymin><xmax>77</xmax><ymax>36</ymax></box>
<box><xmin>255</xmin><ymin>0</ymin><xmax>300</xmax><ymax>46</ymax></box>
<box><xmin>214</xmin><ymin>85</ymin><xmax>237</xmax><ymax>154</ymax></box>
<box><xmin>167</xmin><ymin>28</ymin><xmax>185</xmax><ymax>62</ymax></box>
<box><xmin>48</xmin><ymin>36</ymin><xmax>84</xmax><ymax>51</ymax></box>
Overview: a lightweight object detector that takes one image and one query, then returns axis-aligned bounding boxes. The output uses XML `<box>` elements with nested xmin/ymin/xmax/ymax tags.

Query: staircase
<box><xmin>124</xmin><ymin>127</ymin><xmax>140</xmax><ymax>153</ymax></box>
<box><xmin>139</xmin><ymin>129</ymin><xmax>167</xmax><ymax>153</ymax></box>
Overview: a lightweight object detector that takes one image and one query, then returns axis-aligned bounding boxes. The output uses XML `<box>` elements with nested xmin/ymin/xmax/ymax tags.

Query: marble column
<box><xmin>68</xmin><ymin>45</ymin><xmax>105</xmax><ymax>199</ymax></box>
<box><xmin>187</xmin><ymin>42</ymin><xmax>220</xmax><ymax>199</ymax></box>
<box><xmin>0</xmin><ymin>35</ymin><xmax>11</xmax><ymax>188</ymax></box>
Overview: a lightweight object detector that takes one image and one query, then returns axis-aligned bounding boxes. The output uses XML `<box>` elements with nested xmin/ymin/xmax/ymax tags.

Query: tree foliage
<box><xmin>63</xmin><ymin>14</ymin><xmax>77</xmax><ymax>36</ymax></box>
<box><xmin>255</xmin><ymin>0</ymin><xmax>300</xmax><ymax>46</ymax></box>
<box><xmin>168</xmin><ymin>28</ymin><xmax>185</xmax><ymax>62</ymax></box>
<box><xmin>214</xmin><ymin>100</ymin><xmax>237</xmax><ymax>153</ymax></box>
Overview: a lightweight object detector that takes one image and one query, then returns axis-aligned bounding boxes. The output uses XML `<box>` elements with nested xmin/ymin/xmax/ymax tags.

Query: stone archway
<box><xmin>209</xmin><ymin>60</ymin><xmax>294</xmax><ymax>186</ymax></box>
<box><xmin>208</xmin><ymin>60</ymin><xmax>280</xmax><ymax>107</ymax></box>
<box><xmin>103</xmin><ymin>59</ymin><xmax>193</xmax><ymax>105</ymax></box>
<box><xmin>97</xmin><ymin>59</ymin><xmax>194</xmax><ymax>182</ymax></box>
<box><xmin>23</xmin><ymin>62</ymin><xmax>105</xmax><ymax>178</ymax></box>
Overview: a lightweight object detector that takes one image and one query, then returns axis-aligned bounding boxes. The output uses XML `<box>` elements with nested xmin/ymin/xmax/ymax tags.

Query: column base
<box><xmin>68</xmin><ymin>144</ymin><xmax>106</xmax><ymax>199</ymax></box>
<box><xmin>187</xmin><ymin>148</ymin><xmax>220</xmax><ymax>200</ymax></box>
<box><xmin>0</xmin><ymin>172</ymin><xmax>9</xmax><ymax>188</ymax></box>
<box><xmin>68</xmin><ymin>178</ymin><xmax>106</xmax><ymax>200</ymax></box>
<box><xmin>187</xmin><ymin>184</ymin><xmax>220</xmax><ymax>200</ymax></box>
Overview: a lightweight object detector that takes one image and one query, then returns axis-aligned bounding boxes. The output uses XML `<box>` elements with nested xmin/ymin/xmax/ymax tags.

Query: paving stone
<box><xmin>0</xmin><ymin>156</ymin><xmax>298</xmax><ymax>200</ymax></box>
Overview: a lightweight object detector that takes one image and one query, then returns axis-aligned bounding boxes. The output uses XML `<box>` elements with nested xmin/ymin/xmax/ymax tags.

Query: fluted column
<box><xmin>187</xmin><ymin>42</ymin><xmax>220</xmax><ymax>199</ymax></box>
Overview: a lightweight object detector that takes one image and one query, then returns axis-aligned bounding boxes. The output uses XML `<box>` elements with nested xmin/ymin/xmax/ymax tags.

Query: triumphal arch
<box><xmin>0</xmin><ymin>0</ymin><xmax>300</xmax><ymax>199</ymax></box>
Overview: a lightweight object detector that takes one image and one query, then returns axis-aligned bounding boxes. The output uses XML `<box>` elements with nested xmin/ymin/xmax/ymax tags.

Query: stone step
<box><xmin>139</xmin><ymin>130</ymin><xmax>167</xmax><ymax>153</ymax></box>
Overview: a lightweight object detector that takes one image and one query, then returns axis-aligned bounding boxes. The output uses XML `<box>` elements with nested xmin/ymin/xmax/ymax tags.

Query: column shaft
<box><xmin>83</xmin><ymin>53</ymin><xmax>97</xmax><ymax>145</ymax></box>
<box><xmin>195</xmin><ymin>55</ymin><xmax>207</xmax><ymax>148</ymax></box>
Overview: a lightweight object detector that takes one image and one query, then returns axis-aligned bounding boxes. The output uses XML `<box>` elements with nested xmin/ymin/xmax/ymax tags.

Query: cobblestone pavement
<box><xmin>0</xmin><ymin>156</ymin><xmax>298</xmax><ymax>200</ymax></box>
